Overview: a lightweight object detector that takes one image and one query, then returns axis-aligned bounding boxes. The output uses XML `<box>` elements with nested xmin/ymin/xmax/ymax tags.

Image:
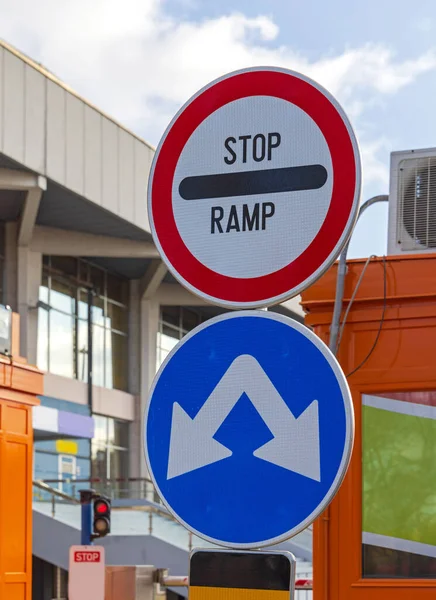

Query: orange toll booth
<box><xmin>301</xmin><ymin>254</ymin><xmax>436</xmax><ymax>600</ymax></box>
<box><xmin>0</xmin><ymin>312</ymin><xmax>42</xmax><ymax>600</ymax></box>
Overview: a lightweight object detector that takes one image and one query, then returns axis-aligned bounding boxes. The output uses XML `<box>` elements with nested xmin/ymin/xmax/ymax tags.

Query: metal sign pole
<box><xmin>80</xmin><ymin>489</ymin><xmax>94</xmax><ymax>546</ymax></box>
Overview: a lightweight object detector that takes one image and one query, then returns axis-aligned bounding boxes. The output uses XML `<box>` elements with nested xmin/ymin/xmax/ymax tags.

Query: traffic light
<box><xmin>92</xmin><ymin>495</ymin><xmax>111</xmax><ymax>539</ymax></box>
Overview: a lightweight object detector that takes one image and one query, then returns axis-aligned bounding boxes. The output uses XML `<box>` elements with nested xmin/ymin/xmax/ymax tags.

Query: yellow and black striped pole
<box><xmin>189</xmin><ymin>549</ymin><xmax>296</xmax><ymax>600</ymax></box>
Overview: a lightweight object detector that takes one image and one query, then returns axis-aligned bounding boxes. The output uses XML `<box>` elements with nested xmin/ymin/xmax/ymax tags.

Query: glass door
<box><xmin>58</xmin><ymin>454</ymin><xmax>77</xmax><ymax>496</ymax></box>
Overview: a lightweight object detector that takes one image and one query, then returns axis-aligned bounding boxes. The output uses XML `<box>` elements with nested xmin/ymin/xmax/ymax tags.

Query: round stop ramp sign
<box><xmin>148</xmin><ymin>67</ymin><xmax>361</xmax><ymax>308</ymax></box>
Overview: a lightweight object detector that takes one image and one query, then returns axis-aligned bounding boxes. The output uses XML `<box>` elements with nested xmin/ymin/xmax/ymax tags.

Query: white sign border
<box><xmin>143</xmin><ymin>310</ymin><xmax>355</xmax><ymax>549</ymax></box>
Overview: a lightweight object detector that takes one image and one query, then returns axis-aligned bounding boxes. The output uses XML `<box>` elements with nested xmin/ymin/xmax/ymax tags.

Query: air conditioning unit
<box><xmin>388</xmin><ymin>147</ymin><xmax>436</xmax><ymax>255</ymax></box>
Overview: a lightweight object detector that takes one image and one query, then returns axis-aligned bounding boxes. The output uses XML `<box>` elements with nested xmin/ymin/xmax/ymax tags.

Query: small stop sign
<box><xmin>69</xmin><ymin>545</ymin><xmax>105</xmax><ymax>600</ymax></box>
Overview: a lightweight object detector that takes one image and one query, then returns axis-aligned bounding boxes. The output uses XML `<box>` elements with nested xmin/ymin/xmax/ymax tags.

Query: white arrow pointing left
<box><xmin>166</xmin><ymin>354</ymin><xmax>320</xmax><ymax>481</ymax></box>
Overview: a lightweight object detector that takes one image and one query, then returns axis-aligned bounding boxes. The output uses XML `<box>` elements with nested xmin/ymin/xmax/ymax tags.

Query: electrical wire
<box><xmin>346</xmin><ymin>255</ymin><xmax>387</xmax><ymax>377</ymax></box>
<box><xmin>335</xmin><ymin>254</ymin><xmax>376</xmax><ymax>354</ymax></box>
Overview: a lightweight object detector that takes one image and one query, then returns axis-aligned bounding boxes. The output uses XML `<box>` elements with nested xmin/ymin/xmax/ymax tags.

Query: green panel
<box><xmin>363</xmin><ymin>404</ymin><xmax>436</xmax><ymax>545</ymax></box>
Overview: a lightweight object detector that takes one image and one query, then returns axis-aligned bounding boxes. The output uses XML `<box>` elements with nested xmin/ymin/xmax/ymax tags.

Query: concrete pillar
<box><xmin>129</xmin><ymin>289</ymin><xmax>159</xmax><ymax>496</ymax></box>
<box><xmin>128</xmin><ymin>279</ymin><xmax>141</xmax><ymax>482</ymax></box>
<box><xmin>4</xmin><ymin>222</ymin><xmax>18</xmax><ymax>311</ymax></box>
<box><xmin>128</xmin><ymin>280</ymin><xmax>141</xmax><ymax>397</ymax></box>
<box><xmin>140</xmin><ymin>297</ymin><xmax>159</xmax><ymax>489</ymax></box>
<box><xmin>17</xmin><ymin>247</ymin><xmax>42</xmax><ymax>363</ymax></box>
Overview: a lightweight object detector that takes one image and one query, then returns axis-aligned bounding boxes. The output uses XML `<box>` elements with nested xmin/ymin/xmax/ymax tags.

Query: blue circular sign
<box><xmin>144</xmin><ymin>311</ymin><xmax>353</xmax><ymax>548</ymax></box>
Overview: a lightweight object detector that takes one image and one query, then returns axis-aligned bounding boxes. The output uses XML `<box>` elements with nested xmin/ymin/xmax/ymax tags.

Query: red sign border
<box><xmin>149</xmin><ymin>67</ymin><xmax>360</xmax><ymax>307</ymax></box>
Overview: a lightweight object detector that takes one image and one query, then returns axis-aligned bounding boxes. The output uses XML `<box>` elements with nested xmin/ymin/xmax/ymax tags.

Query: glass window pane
<box><xmin>362</xmin><ymin>390</ymin><xmax>436</xmax><ymax>578</ymax></box>
<box><xmin>0</xmin><ymin>257</ymin><xmax>4</xmax><ymax>304</ymax></box>
<box><xmin>107</xmin><ymin>418</ymin><xmax>115</xmax><ymax>445</ymax></box>
<box><xmin>114</xmin><ymin>420</ymin><xmax>129</xmax><ymax>449</ymax></box>
<box><xmin>39</xmin><ymin>273</ymin><xmax>49</xmax><ymax>304</ymax></box>
<box><xmin>77</xmin><ymin>319</ymin><xmax>88</xmax><ymax>383</ymax></box>
<box><xmin>78</xmin><ymin>260</ymin><xmax>89</xmax><ymax>285</ymax></box>
<box><xmin>49</xmin><ymin>310</ymin><xmax>74</xmax><ymax>378</ymax></box>
<box><xmin>161</xmin><ymin>306</ymin><xmax>180</xmax><ymax>327</ymax></box>
<box><xmin>182</xmin><ymin>308</ymin><xmax>200</xmax><ymax>332</ymax></box>
<box><xmin>50</xmin><ymin>278</ymin><xmax>75</xmax><ymax>314</ymax></box>
<box><xmin>92</xmin><ymin>296</ymin><xmax>105</xmax><ymax>327</ymax></box>
<box><xmin>91</xmin><ymin>443</ymin><xmax>108</xmax><ymax>480</ymax></box>
<box><xmin>106</xmin><ymin>331</ymin><xmax>127</xmax><ymax>391</ymax></box>
<box><xmin>106</xmin><ymin>301</ymin><xmax>127</xmax><ymax>333</ymax></box>
<box><xmin>106</xmin><ymin>273</ymin><xmax>128</xmax><ymax>305</ymax></box>
<box><xmin>78</xmin><ymin>291</ymin><xmax>88</xmax><ymax>321</ymax></box>
<box><xmin>0</xmin><ymin>222</ymin><xmax>4</xmax><ymax>257</ymax></box>
<box><xmin>37</xmin><ymin>308</ymin><xmax>48</xmax><ymax>372</ymax></box>
<box><xmin>160</xmin><ymin>331</ymin><xmax>180</xmax><ymax>351</ymax></box>
<box><xmin>90</xmin><ymin>265</ymin><xmax>105</xmax><ymax>296</ymax></box>
<box><xmin>161</xmin><ymin>323</ymin><xmax>180</xmax><ymax>341</ymax></box>
<box><xmin>156</xmin><ymin>332</ymin><xmax>179</xmax><ymax>371</ymax></box>
<box><xmin>50</xmin><ymin>256</ymin><xmax>77</xmax><ymax>277</ymax></box>
<box><xmin>92</xmin><ymin>325</ymin><xmax>105</xmax><ymax>388</ymax></box>
<box><xmin>93</xmin><ymin>416</ymin><xmax>108</xmax><ymax>444</ymax></box>
<box><xmin>109</xmin><ymin>447</ymin><xmax>129</xmax><ymax>480</ymax></box>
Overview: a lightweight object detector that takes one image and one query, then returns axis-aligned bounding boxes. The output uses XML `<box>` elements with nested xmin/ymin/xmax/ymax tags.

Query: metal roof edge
<box><xmin>0</xmin><ymin>38</ymin><xmax>156</xmax><ymax>153</ymax></box>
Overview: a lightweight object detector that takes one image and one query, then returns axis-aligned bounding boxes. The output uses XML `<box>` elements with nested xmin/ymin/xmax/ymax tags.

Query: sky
<box><xmin>2</xmin><ymin>0</ymin><xmax>436</xmax><ymax>257</ymax></box>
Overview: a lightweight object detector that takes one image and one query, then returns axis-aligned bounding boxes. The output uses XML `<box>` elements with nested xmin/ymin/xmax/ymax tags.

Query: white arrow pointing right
<box><xmin>253</xmin><ymin>399</ymin><xmax>320</xmax><ymax>481</ymax></box>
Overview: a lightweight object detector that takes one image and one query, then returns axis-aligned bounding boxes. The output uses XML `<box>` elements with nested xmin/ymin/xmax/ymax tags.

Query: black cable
<box><xmin>346</xmin><ymin>256</ymin><xmax>387</xmax><ymax>378</ymax></box>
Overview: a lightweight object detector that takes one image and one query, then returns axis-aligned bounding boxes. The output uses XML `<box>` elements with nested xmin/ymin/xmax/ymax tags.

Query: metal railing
<box><xmin>34</xmin><ymin>479</ymin><xmax>312</xmax><ymax>582</ymax></box>
<box><xmin>33</xmin><ymin>479</ymin><xmax>80</xmax><ymax>516</ymax></box>
<box><xmin>37</xmin><ymin>476</ymin><xmax>161</xmax><ymax>503</ymax></box>
<box><xmin>33</xmin><ymin>479</ymin><xmax>194</xmax><ymax>550</ymax></box>
<box><xmin>294</xmin><ymin>577</ymin><xmax>313</xmax><ymax>599</ymax></box>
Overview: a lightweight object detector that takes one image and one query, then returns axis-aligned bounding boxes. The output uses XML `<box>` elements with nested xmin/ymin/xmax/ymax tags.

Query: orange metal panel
<box><xmin>4</xmin><ymin>439</ymin><xmax>27</xmax><ymax>573</ymax></box>
<box><xmin>0</xmin><ymin>316</ymin><xmax>43</xmax><ymax>600</ymax></box>
<box><xmin>4</xmin><ymin>404</ymin><xmax>28</xmax><ymax>435</ymax></box>
<box><xmin>0</xmin><ymin>400</ymin><xmax>34</xmax><ymax>600</ymax></box>
<box><xmin>4</xmin><ymin>582</ymin><xmax>26</xmax><ymax>600</ymax></box>
<box><xmin>301</xmin><ymin>254</ymin><xmax>436</xmax><ymax>600</ymax></box>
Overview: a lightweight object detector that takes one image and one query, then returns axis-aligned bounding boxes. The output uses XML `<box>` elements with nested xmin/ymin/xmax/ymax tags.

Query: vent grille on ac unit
<box><xmin>398</xmin><ymin>156</ymin><xmax>436</xmax><ymax>250</ymax></box>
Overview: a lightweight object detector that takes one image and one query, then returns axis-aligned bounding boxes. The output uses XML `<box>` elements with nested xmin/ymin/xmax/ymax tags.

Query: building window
<box><xmin>362</xmin><ymin>390</ymin><xmax>436</xmax><ymax>578</ymax></box>
<box><xmin>91</xmin><ymin>415</ymin><xmax>129</xmax><ymax>484</ymax></box>
<box><xmin>37</xmin><ymin>256</ymin><xmax>129</xmax><ymax>391</ymax></box>
<box><xmin>156</xmin><ymin>306</ymin><xmax>205</xmax><ymax>371</ymax></box>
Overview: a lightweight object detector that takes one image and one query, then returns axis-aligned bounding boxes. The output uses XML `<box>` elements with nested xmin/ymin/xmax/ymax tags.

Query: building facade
<box><xmin>0</xmin><ymin>39</ymin><xmax>304</xmax><ymax>498</ymax></box>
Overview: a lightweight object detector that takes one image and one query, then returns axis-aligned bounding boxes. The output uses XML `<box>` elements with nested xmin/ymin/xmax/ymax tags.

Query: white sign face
<box><xmin>173</xmin><ymin>96</ymin><xmax>333</xmax><ymax>279</ymax></box>
<box><xmin>68</xmin><ymin>545</ymin><xmax>105</xmax><ymax>600</ymax></box>
<box><xmin>149</xmin><ymin>67</ymin><xmax>361</xmax><ymax>308</ymax></box>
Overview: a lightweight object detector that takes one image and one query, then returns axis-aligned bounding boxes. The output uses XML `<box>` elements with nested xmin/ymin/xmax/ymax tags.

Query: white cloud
<box><xmin>359</xmin><ymin>137</ymin><xmax>391</xmax><ymax>189</ymax></box>
<box><xmin>1</xmin><ymin>0</ymin><xmax>436</xmax><ymax>188</ymax></box>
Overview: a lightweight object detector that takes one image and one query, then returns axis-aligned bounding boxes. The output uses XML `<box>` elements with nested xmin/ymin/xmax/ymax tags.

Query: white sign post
<box><xmin>68</xmin><ymin>545</ymin><xmax>105</xmax><ymax>600</ymax></box>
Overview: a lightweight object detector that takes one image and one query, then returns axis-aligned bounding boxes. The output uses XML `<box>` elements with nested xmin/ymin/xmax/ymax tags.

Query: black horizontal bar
<box><xmin>179</xmin><ymin>164</ymin><xmax>327</xmax><ymax>201</ymax></box>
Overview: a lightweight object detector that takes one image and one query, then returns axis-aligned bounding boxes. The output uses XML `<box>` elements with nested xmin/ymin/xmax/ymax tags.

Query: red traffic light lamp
<box><xmin>92</xmin><ymin>496</ymin><xmax>111</xmax><ymax>539</ymax></box>
<box><xmin>95</xmin><ymin>498</ymin><xmax>110</xmax><ymax>515</ymax></box>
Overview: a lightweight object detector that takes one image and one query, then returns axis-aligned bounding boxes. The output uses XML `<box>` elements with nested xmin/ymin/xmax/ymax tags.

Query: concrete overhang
<box><xmin>0</xmin><ymin>161</ymin><xmax>153</xmax><ymax>243</ymax></box>
<box><xmin>0</xmin><ymin>161</ymin><xmax>158</xmax><ymax>278</ymax></box>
